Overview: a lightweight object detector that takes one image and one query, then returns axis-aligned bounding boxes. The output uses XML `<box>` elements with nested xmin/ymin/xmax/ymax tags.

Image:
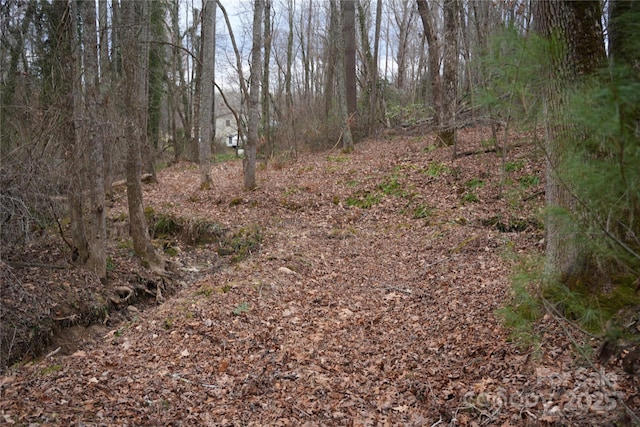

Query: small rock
<box><xmin>278</xmin><ymin>266</ymin><xmax>297</xmax><ymax>275</ymax></box>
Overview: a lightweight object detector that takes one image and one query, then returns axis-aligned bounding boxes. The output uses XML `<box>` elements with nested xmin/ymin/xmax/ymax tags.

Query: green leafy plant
<box><xmin>195</xmin><ymin>285</ymin><xmax>214</xmax><ymax>297</ymax></box>
<box><xmin>497</xmin><ymin>256</ymin><xmax>544</xmax><ymax>349</ymax></box>
<box><xmin>505</xmin><ymin>159</ymin><xmax>526</xmax><ymax>172</ymax></box>
<box><xmin>214</xmin><ymin>152</ymin><xmax>239</xmax><ymax>163</ymax></box>
<box><xmin>345</xmin><ymin>191</ymin><xmax>381</xmax><ymax>209</ymax></box>
<box><xmin>217</xmin><ymin>225</ymin><xmax>263</xmax><ymax>262</ymax></box>
<box><xmin>232</xmin><ymin>302</ymin><xmax>250</xmax><ymax>316</ymax></box>
<box><xmin>422</xmin><ymin>144</ymin><xmax>438</xmax><ymax>153</ymax></box>
<box><xmin>464</xmin><ymin>178</ymin><xmax>485</xmax><ymax>190</ymax></box>
<box><xmin>423</xmin><ymin>162</ymin><xmax>450</xmax><ymax>177</ymax></box>
<box><xmin>40</xmin><ymin>364</ymin><xmax>63</xmax><ymax>375</ymax></box>
<box><xmin>327</xmin><ymin>155</ymin><xmax>350</xmax><ymax>163</ymax></box>
<box><xmin>163</xmin><ymin>318</ymin><xmax>173</xmax><ymax>330</ymax></box>
<box><xmin>376</xmin><ymin>175</ymin><xmax>406</xmax><ymax>197</ymax></box>
<box><xmin>518</xmin><ymin>174</ymin><xmax>540</xmax><ymax>188</ymax></box>
<box><xmin>413</xmin><ymin>204</ymin><xmax>433</xmax><ymax>220</ymax></box>
<box><xmin>461</xmin><ymin>193</ymin><xmax>480</xmax><ymax>204</ymax></box>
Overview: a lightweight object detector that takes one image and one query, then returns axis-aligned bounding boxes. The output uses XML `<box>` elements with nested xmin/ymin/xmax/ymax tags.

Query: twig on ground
<box><xmin>45</xmin><ymin>347</ymin><xmax>61</xmax><ymax>359</ymax></box>
<box><xmin>542</xmin><ymin>297</ymin><xmax>640</xmax><ymax>425</ymax></box>
<box><xmin>382</xmin><ymin>286</ymin><xmax>412</xmax><ymax>295</ymax></box>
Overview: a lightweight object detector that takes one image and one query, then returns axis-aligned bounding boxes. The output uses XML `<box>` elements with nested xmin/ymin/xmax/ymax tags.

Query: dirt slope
<box><xmin>1</xmin><ymin>128</ymin><xmax>637</xmax><ymax>426</ymax></box>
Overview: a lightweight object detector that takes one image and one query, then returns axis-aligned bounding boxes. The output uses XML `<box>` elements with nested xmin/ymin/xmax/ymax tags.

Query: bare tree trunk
<box><xmin>416</xmin><ymin>0</ymin><xmax>443</xmax><ymax>127</ymax></box>
<box><xmin>285</xmin><ymin>0</ymin><xmax>295</xmax><ymax>153</ymax></box>
<box><xmin>81</xmin><ymin>0</ymin><xmax>107</xmax><ymax>280</ymax></box>
<box><xmin>169</xmin><ymin>0</ymin><xmax>187</xmax><ymax>162</ymax></box>
<box><xmin>199</xmin><ymin>0</ymin><xmax>215</xmax><ymax>189</ymax></box>
<box><xmin>262</xmin><ymin>0</ymin><xmax>272</xmax><ymax>156</ymax></box>
<box><xmin>68</xmin><ymin>0</ymin><xmax>89</xmax><ymax>265</ymax></box>
<box><xmin>244</xmin><ymin>0</ymin><xmax>263</xmax><ymax>190</ymax></box>
<box><xmin>121</xmin><ymin>0</ymin><xmax>162</xmax><ymax>268</ymax></box>
<box><xmin>324</xmin><ymin>8</ymin><xmax>337</xmax><ymax>121</ymax></box>
<box><xmin>190</xmin><ymin>7</ymin><xmax>203</xmax><ymax>163</ymax></box>
<box><xmin>343</xmin><ymin>0</ymin><xmax>357</xmax><ymax>118</ymax></box>
<box><xmin>330</xmin><ymin>0</ymin><xmax>354</xmax><ymax>152</ymax></box>
<box><xmin>393</xmin><ymin>0</ymin><xmax>414</xmax><ymax>91</ymax></box>
<box><xmin>370</xmin><ymin>0</ymin><xmax>383</xmax><ymax>135</ymax></box>
<box><xmin>146</xmin><ymin>0</ymin><xmax>165</xmax><ymax>183</ymax></box>
<box><xmin>439</xmin><ymin>0</ymin><xmax>458</xmax><ymax>148</ymax></box>
<box><xmin>533</xmin><ymin>0</ymin><xmax>605</xmax><ymax>284</ymax></box>
<box><xmin>99</xmin><ymin>0</ymin><xmax>114</xmax><ymax>196</ymax></box>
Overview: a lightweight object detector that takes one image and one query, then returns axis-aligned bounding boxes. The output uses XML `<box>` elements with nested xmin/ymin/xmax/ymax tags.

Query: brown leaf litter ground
<box><xmin>1</xmin><ymin>127</ymin><xmax>638</xmax><ymax>426</ymax></box>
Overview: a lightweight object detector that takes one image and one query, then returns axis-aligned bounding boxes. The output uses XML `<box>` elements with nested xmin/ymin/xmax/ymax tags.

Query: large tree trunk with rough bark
<box><xmin>199</xmin><ymin>0</ymin><xmax>215</xmax><ymax>189</ymax></box>
<box><xmin>533</xmin><ymin>0</ymin><xmax>606</xmax><ymax>285</ymax></box>
<box><xmin>416</xmin><ymin>0</ymin><xmax>443</xmax><ymax>127</ymax></box>
<box><xmin>439</xmin><ymin>0</ymin><xmax>459</xmax><ymax>148</ymax></box>
<box><xmin>330</xmin><ymin>0</ymin><xmax>354</xmax><ymax>152</ymax></box>
<box><xmin>343</xmin><ymin>0</ymin><xmax>357</xmax><ymax>118</ymax></box>
<box><xmin>244</xmin><ymin>0</ymin><xmax>263</xmax><ymax>190</ymax></box>
<box><xmin>121</xmin><ymin>0</ymin><xmax>163</xmax><ymax>268</ymax></box>
<box><xmin>68</xmin><ymin>0</ymin><xmax>89</xmax><ymax>265</ymax></box>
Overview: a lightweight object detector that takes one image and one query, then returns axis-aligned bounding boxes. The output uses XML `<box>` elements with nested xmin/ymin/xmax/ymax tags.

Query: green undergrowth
<box><xmin>214</xmin><ymin>152</ymin><xmax>241</xmax><ymax>163</ymax></box>
<box><xmin>216</xmin><ymin>225</ymin><xmax>263</xmax><ymax>262</ymax></box>
<box><xmin>482</xmin><ymin>215</ymin><xmax>543</xmax><ymax>233</ymax></box>
<box><xmin>142</xmin><ymin>207</ymin><xmax>262</xmax><ymax>262</ymax></box>
<box><xmin>345</xmin><ymin>173</ymin><xmax>414</xmax><ymax>209</ymax></box>
<box><xmin>145</xmin><ymin>206</ymin><xmax>225</xmax><ymax>246</ymax></box>
<box><xmin>499</xmin><ymin>256</ymin><xmax>640</xmax><ymax>354</ymax></box>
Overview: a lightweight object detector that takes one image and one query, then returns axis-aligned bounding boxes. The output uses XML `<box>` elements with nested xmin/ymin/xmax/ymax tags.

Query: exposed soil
<box><xmin>1</xmin><ymin>127</ymin><xmax>638</xmax><ymax>425</ymax></box>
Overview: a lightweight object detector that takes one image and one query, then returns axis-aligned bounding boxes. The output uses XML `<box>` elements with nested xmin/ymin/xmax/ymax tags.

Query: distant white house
<box><xmin>214</xmin><ymin>113</ymin><xmax>237</xmax><ymax>147</ymax></box>
<box><xmin>214</xmin><ymin>93</ymin><xmax>244</xmax><ymax>148</ymax></box>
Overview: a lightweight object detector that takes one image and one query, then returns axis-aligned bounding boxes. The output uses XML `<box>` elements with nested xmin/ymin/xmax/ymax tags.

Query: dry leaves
<box><xmin>1</xmin><ymin>127</ymin><xmax>636</xmax><ymax>425</ymax></box>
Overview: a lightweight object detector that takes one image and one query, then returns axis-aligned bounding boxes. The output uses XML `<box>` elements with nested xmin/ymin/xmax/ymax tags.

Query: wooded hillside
<box><xmin>1</xmin><ymin>0</ymin><xmax>639</xmax><ymax>424</ymax></box>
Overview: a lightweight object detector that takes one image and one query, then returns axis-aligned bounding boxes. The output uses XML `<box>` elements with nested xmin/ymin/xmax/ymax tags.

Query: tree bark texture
<box><xmin>244</xmin><ymin>0</ymin><xmax>263</xmax><ymax>190</ymax></box>
<box><xmin>285</xmin><ymin>0</ymin><xmax>295</xmax><ymax>152</ymax></box>
<box><xmin>393</xmin><ymin>0</ymin><xmax>413</xmax><ymax>92</ymax></box>
<box><xmin>68</xmin><ymin>0</ymin><xmax>89</xmax><ymax>265</ymax></box>
<box><xmin>365</xmin><ymin>0</ymin><xmax>383</xmax><ymax>135</ymax></box>
<box><xmin>532</xmin><ymin>0</ymin><xmax>606</xmax><ymax>284</ymax></box>
<box><xmin>121</xmin><ymin>0</ymin><xmax>162</xmax><ymax>268</ymax></box>
<box><xmin>416</xmin><ymin>0</ymin><xmax>443</xmax><ymax>126</ymax></box>
<box><xmin>343</xmin><ymin>0</ymin><xmax>357</xmax><ymax>117</ymax></box>
<box><xmin>81</xmin><ymin>0</ymin><xmax>107</xmax><ymax>279</ymax></box>
<box><xmin>98</xmin><ymin>0</ymin><xmax>114</xmax><ymax>196</ymax></box>
<box><xmin>199</xmin><ymin>0</ymin><xmax>215</xmax><ymax>188</ymax></box>
<box><xmin>439</xmin><ymin>0</ymin><xmax>459</xmax><ymax>148</ymax></box>
<box><xmin>262</xmin><ymin>0</ymin><xmax>272</xmax><ymax>155</ymax></box>
<box><xmin>330</xmin><ymin>0</ymin><xmax>354</xmax><ymax>151</ymax></box>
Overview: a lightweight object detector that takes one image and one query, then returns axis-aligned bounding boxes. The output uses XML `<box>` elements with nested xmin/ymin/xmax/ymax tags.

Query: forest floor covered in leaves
<box><xmin>1</xmin><ymin>126</ymin><xmax>638</xmax><ymax>425</ymax></box>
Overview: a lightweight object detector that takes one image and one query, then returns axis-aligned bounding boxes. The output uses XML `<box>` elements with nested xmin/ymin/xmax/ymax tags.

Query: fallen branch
<box><xmin>112</xmin><ymin>174</ymin><xmax>155</xmax><ymax>188</ymax></box>
<box><xmin>523</xmin><ymin>190</ymin><xmax>544</xmax><ymax>201</ymax></box>
<box><xmin>5</xmin><ymin>261</ymin><xmax>67</xmax><ymax>270</ymax></box>
<box><xmin>541</xmin><ymin>297</ymin><xmax>640</xmax><ymax>424</ymax></box>
<box><xmin>455</xmin><ymin>141</ymin><xmax>530</xmax><ymax>159</ymax></box>
<box><xmin>45</xmin><ymin>347</ymin><xmax>61</xmax><ymax>359</ymax></box>
<box><xmin>382</xmin><ymin>286</ymin><xmax>412</xmax><ymax>295</ymax></box>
